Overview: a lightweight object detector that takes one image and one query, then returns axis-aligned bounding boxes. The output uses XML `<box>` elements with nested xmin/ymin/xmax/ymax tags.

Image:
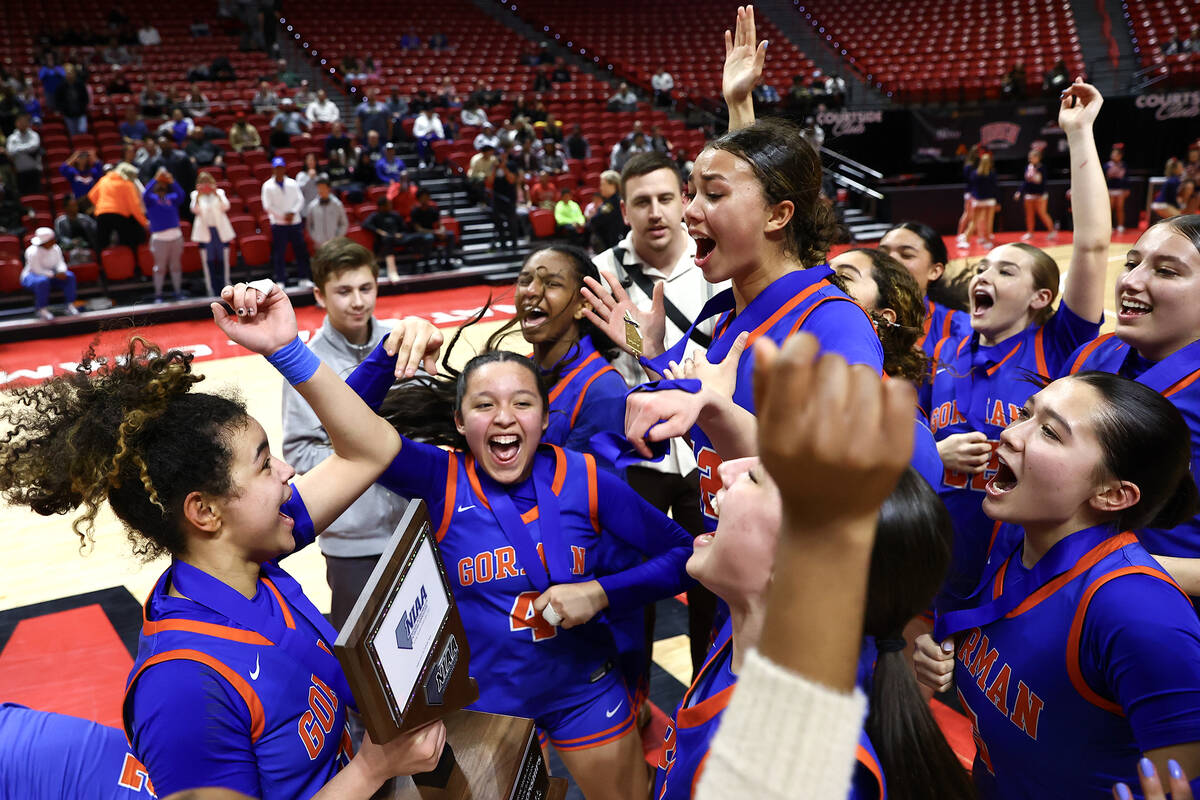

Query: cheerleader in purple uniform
<box><xmin>1153</xmin><ymin>158</ymin><xmax>1186</xmax><ymax>220</ymax></box>
<box><xmin>1018</xmin><ymin>146</ymin><xmax>1056</xmax><ymax>240</ymax></box>
<box><xmin>1105</xmin><ymin>143</ymin><xmax>1129</xmax><ymax>233</ymax></box>
<box><xmin>971</xmin><ymin>152</ymin><xmax>1000</xmax><ymax>248</ymax></box>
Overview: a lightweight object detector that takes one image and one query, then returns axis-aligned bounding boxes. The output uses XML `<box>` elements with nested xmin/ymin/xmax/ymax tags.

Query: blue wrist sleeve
<box><xmin>266</xmin><ymin>337</ymin><xmax>321</xmax><ymax>386</ymax></box>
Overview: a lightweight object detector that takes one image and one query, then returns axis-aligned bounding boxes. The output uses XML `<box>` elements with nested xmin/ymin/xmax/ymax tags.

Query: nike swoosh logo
<box><xmin>605</xmin><ymin>702</ymin><xmax>623</xmax><ymax>719</ymax></box>
<box><xmin>457</xmin><ymin>504</ymin><xmax>476</xmax><ymax>512</ymax></box>
<box><xmin>249</xmin><ymin>653</ymin><xmax>260</xmax><ymax>681</ymax></box>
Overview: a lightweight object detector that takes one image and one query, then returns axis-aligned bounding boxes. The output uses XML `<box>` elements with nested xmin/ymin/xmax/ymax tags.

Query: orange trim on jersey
<box><xmin>985</xmin><ymin>341</ymin><xmax>1024</xmax><ymax>377</ymax></box>
<box><xmin>1069</xmin><ymin>333</ymin><xmax>1116</xmax><ymax>374</ymax></box>
<box><xmin>548</xmin><ymin>350</ymin><xmax>603</xmax><ymax>404</ymax></box>
<box><xmin>922</xmin><ymin>298</ymin><xmax>935</xmax><ymax>343</ymax></box>
<box><xmin>942</xmin><ymin>308</ymin><xmax>959</xmax><ymax>340</ymax></box>
<box><xmin>570</xmin><ymin>365</ymin><xmax>619</xmax><ymax>427</ymax></box>
<box><xmin>437</xmin><ymin>452</ymin><xmax>459</xmax><ymax>542</ymax></box>
<box><xmin>1033</xmin><ymin>326</ymin><xmax>1049</xmax><ymax>377</ymax></box>
<box><xmin>1006</xmin><ymin>532</ymin><xmax>1139</xmax><ymax>618</ymax></box>
<box><xmin>788</xmin><ymin>294</ymin><xmax>872</xmax><ymax>339</ymax></box>
<box><xmin>142</xmin><ymin>616</ymin><xmax>273</xmax><ymax>646</ymax></box>
<box><xmin>1165</xmin><ymin>368</ymin><xmax>1200</xmax><ymax>399</ymax></box>
<box><xmin>549</xmin><ymin>445</ymin><xmax>568</xmax><ymax>495</ymax></box>
<box><xmin>1066</xmin><ymin>565</ymin><xmax>1188</xmax><ymax>714</ymax></box>
<box><xmin>584</xmin><ymin>454</ymin><xmax>601</xmax><ymax>533</ymax></box>
<box><xmin>676</xmin><ymin>635</ymin><xmax>737</xmax><ymax>728</ymax></box>
<box><xmin>931</xmin><ymin>330</ymin><xmax>954</xmax><ymax>382</ymax></box>
<box><xmin>986</xmin><ymin>520</ymin><xmax>1005</xmax><ymax>558</ymax></box>
<box><xmin>465</xmin><ymin>457</ymin><xmax>491</xmax><ymax>511</ymax></box>
<box><xmin>261</xmin><ymin>578</ymin><xmax>296</xmax><ymax>630</ymax></box>
<box><xmin>856</xmin><ymin>744</ymin><xmax>886</xmax><ymax>800</ymax></box>
<box><xmin>992</xmin><ymin>560</ymin><xmax>1009</xmax><ymax>601</ymax></box>
<box><xmin>742</xmin><ymin>280</ymin><xmax>826</xmax><ymax>349</ymax></box>
<box><xmin>549</xmin><ymin>708</ymin><xmax>636</xmax><ymax>746</ymax></box>
<box><xmin>128</xmin><ymin>648</ymin><xmax>266</xmax><ymax>742</ymax></box>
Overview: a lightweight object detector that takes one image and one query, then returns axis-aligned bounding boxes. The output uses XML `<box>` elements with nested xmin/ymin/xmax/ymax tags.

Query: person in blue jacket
<box><xmin>0</xmin><ymin>282</ymin><xmax>448</xmax><ymax>799</ymax></box>
<box><xmin>916</xmin><ymin>371</ymin><xmax>1200</xmax><ymax>798</ymax></box>
<box><xmin>143</xmin><ymin>169</ymin><xmax>187</xmax><ymax>302</ymax></box>
<box><xmin>346</xmin><ymin>337</ymin><xmax>694</xmax><ymax>800</ymax></box>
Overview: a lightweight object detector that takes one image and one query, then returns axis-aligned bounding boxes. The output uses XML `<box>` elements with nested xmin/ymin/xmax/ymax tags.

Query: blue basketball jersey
<box><xmin>928</xmin><ymin>303</ymin><xmax>1100</xmax><ymax>599</ymax></box>
<box><xmin>122</xmin><ymin>489</ymin><xmax>355</xmax><ymax>799</ymax></box>
<box><xmin>654</xmin><ymin>617</ymin><xmax>737</xmax><ymax>800</ymax></box>
<box><xmin>922</xmin><ymin>298</ymin><xmax>970</xmax><ymax>360</ymax></box>
<box><xmin>1066</xmin><ymin>334</ymin><xmax>1200</xmax><ymax>560</ymax></box>
<box><xmin>376</xmin><ymin>440</ymin><xmax>693</xmax><ymax>720</ymax></box>
<box><xmin>850</xmin><ymin>730</ymin><xmax>887</xmax><ymax>800</ymax></box>
<box><xmin>0</xmin><ymin>704</ymin><xmax>156</xmax><ymax>799</ymax></box>
<box><xmin>677</xmin><ymin>267</ymin><xmax>883</xmax><ymax>532</ymax></box>
<box><xmin>941</xmin><ymin>524</ymin><xmax>1200</xmax><ymax>798</ymax></box>
<box><xmin>543</xmin><ymin>336</ymin><xmax>627</xmax><ymax>456</ymax></box>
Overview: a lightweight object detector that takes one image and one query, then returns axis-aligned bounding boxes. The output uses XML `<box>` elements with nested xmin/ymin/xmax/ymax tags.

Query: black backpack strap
<box><xmin>612</xmin><ymin>250</ymin><xmax>713</xmax><ymax>349</ymax></box>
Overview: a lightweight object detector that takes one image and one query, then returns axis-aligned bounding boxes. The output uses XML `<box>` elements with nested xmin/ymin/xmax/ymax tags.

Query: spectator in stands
<box><xmin>552</xmin><ymin>58</ymin><xmax>571</xmax><ymax>83</ymax></box>
<box><xmin>510</xmin><ymin>133</ymin><xmax>543</xmax><ymax>175</ymax></box>
<box><xmin>17</xmin><ymin>79</ymin><xmax>42</xmax><ymax>125</ymax></box>
<box><xmin>22</xmin><ymin>227</ymin><xmax>80</xmax><ymax>320</ymax></box>
<box><xmin>399</xmin><ymin>30</ymin><xmax>420</xmax><ymax>51</ymax></box>
<box><xmin>190</xmin><ymin>18</ymin><xmax>210</xmax><ymax>37</ymax></box>
<box><xmin>252</xmin><ymin>80</ymin><xmax>280</xmax><ymax>114</ymax></box>
<box><xmin>467</xmin><ymin>144</ymin><xmax>498</xmax><ymax>206</ymax></box>
<box><xmin>497</xmin><ymin>119</ymin><xmax>519</xmax><ymax>151</ymax></box>
<box><xmin>390</xmin><ymin>171</ymin><xmax>418</xmax><ymax>219</ymax></box>
<box><xmin>139</xmin><ymin>78</ymin><xmax>166</xmax><ymax>117</ymax></box>
<box><xmin>228</xmin><ymin>113</ymin><xmax>262</xmax><ymax>153</ymax></box>
<box><xmin>143</xmin><ymin>168</ymin><xmax>186</xmax><ymax>301</ymax></box>
<box><xmin>375</xmin><ymin>142</ymin><xmax>407</xmax><ymax>186</ymax></box>
<box><xmin>511</xmin><ymin>93</ymin><xmax>532</xmax><ymax>120</ymax></box>
<box><xmin>129</xmin><ymin>138</ymin><xmax>154</xmax><ymax>171</ymax></box>
<box><xmin>753</xmin><ymin>81</ymin><xmax>780</xmax><ymax>110</ymax></box>
<box><xmin>7</xmin><ymin>113</ymin><xmax>42</xmax><ymax>194</ymax></box>
<box><xmin>159</xmin><ymin>108</ymin><xmax>194</xmax><ymax>144</ymax></box>
<box><xmin>652</xmin><ymin>67</ymin><xmax>674</xmax><ymax>108</ymax></box>
<box><xmin>356</xmin><ymin>87</ymin><xmax>390</xmax><ymax>141</ymax></box>
<box><xmin>105</xmin><ymin>64</ymin><xmax>132</xmax><ymax>95</ymax></box>
<box><xmin>102</xmin><ymin>38</ymin><xmax>133</xmax><ymax>66</ymax></box>
<box><xmin>119</xmin><ymin>106</ymin><xmax>147</xmax><ymax>143</ymax></box>
<box><xmin>307</xmin><ymin>89</ymin><xmax>340</xmax><ymax>124</ymax></box>
<box><xmin>411</xmin><ymin>108</ymin><xmax>444</xmax><ymax>168</ymax></box>
<box><xmin>429</xmin><ymin>32</ymin><xmax>448</xmax><ymax>51</ymax></box>
<box><xmin>185</xmin><ymin>126</ymin><xmax>223</xmax><ymax>169</ymax></box>
<box><xmin>325</xmin><ymin>148</ymin><xmax>358</xmax><ymax>198</ymax></box>
<box><xmin>649</xmin><ymin>124</ymin><xmax>673</xmax><ymax>154</ymax></box>
<box><xmin>0</xmin><ymin>179</ymin><xmax>27</xmax><ymax>236</ymax></box>
<box><xmin>150</xmin><ymin>135</ymin><xmax>196</xmax><ymax>194</ymax></box>
<box><xmin>565</xmin><ymin>124</ymin><xmax>590</xmax><ymax>160</ymax></box>
<box><xmin>210</xmin><ymin>56</ymin><xmax>236</xmax><ymax>82</ymax></box>
<box><xmin>362</xmin><ymin>195</ymin><xmax>425</xmax><ymax>280</ymax></box>
<box><xmin>358</xmin><ymin>128</ymin><xmax>385</xmax><ymax>166</ymax></box>
<box><xmin>341</xmin><ymin>55</ymin><xmax>367</xmax><ymax>83</ymax></box>
<box><xmin>587</xmin><ymin>170</ymin><xmax>624</xmax><ymax>252</ymax></box>
<box><xmin>54</xmin><ymin>65</ymin><xmax>90</xmax><ymax>136</ymax></box>
<box><xmin>554</xmin><ymin>188</ymin><xmax>586</xmax><ymax>245</ymax></box>
<box><xmin>608</xmin><ymin>82</ymin><xmax>639</xmax><ymax>112</ymax></box>
<box><xmin>136</xmin><ymin>22</ymin><xmax>161</xmax><ymax>46</ymax></box>
<box><xmin>323</xmin><ymin>120</ymin><xmax>352</xmax><ymax>156</ymax></box>
<box><xmin>491</xmin><ymin>159</ymin><xmax>520</xmax><ymax>249</ymax></box>
<box><xmin>89</xmin><ymin>162</ymin><xmax>147</xmax><ymax>263</ymax></box>
<box><xmin>60</xmin><ymin>149</ymin><xmax>102</xmax><ymax>202</ymax></box>
<box><xmin>38</xmin><ymin>54</ymin><xmax>65</xmax><ymax>112</ymax></box>
<box><xmin>532</xmin><ymin>68</ymin><xmax>553</xmax><ymax>93</ymax></box>
<box><xmin>293</xmin><ymin>80</ymin><xmax>315</xmax><ymax>108</ymax></box>
<box><xmin>528</xmin><ymin>99</ymin><xmax>548</xmax><ymax>124</ymax></box>
<box><xmin>0</xmin><ymin>87</ymin><xmax>20</xmax><ymax>135</ymax></box>
<box><xmin>271</xmin><ymin>98</ymin><xmax>312</xmax><ymax>139</ymax></box>
<box><xmin>541</xmin><ymin>140</ymin><xmax>566</xmax><ymax>175</ymax></box>
<box><xmin>182</xmin><ymin>89</ymin><xmax>210</xmax><ymax>118</ymax></box>
<box><xmin>609</xmin><ymin>137</ymin><xmax>633</xmax><ymax>172</ymax></box>
<box><xmin>473</xmin><ymin>122</ymin><xmax>500</xmax><ymax>153</ymax></box>
<box><xmin>470</xmin><ymin>80</ymin><xmax>501</xmax><ymax>108</ymax></box>
<box><xmin>268</xmin><ymin>116</ymin><xmax>292</xmax><ymax>152</ymax></box>
<box><xmin>461</xmin><ymin>100</ymin><xmax>488</xmax><ymax>128</ymax></box>
<box><xmin>272</xmin><ymin>59</ymin><xmax>301</xmax><ymax>89</ymax></box>
<box><xmin>305</xmin><ymin>176</ymin><xmax>348</xmax><ymax>247</ymax></box>
<box><xmin>539</xmin><ymin>112</ymin><xmax>564</xmax><ymax>143</ymax></box>
<box><xmin>54</xmin><ymin>193</ymin><xmax>98</xmax><ymax>264</ymax></box>
<box><xmin>295</xmin><ymin>152</ymin><xmax>321</xmax><ymax>210</ymax></box>
<box><xmin>1001</xmin><ymin>63</ymin><xmax>1026</xmax><ymax>100</ymax></box>
<box><xmin>385</xmin><ymin>88</ymin><xmax>410</xmax><ymax>128</ymax></box>
<box><xmin>825</xmin><ymin>73</ymin><xmax>847</xmax><ymax>107</ymax></box>
<box><xmin>189</xmin><ymin>171</ymin><xmax>235</xmax><ymax>296</ymax></box>
<box><xmin>527</xmin><ymin>171</ymin><xmax>556</xmax><ymax>209</ymax></box>
<box><xmin>410</xmin><ymin>188</ymin><xmax>456</xmax><ymax>268</ymax></box>
<box><xmin>262</xmin><ymin>156</ymin><xmax>311</xmax><ymax>286</ymax></box>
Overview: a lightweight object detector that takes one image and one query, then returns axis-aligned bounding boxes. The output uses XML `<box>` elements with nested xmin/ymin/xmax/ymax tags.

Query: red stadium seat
<box><xmin>100</xmin><ymin>248</ymin><xmax>136</xmax><ymax>281</ymax></box>
<box><xmin>238</xmin><ymin>235</ymin><xmax>271</xmax><ymax>268</ymax></box>
<box><xmin>0</xmin><ymin>260</ymin><xmax>21</xmax><ymax>293</ymax></box>
<box><xmin>529</xmin><ymin>208</ymin><xmax>556</xmax><ymax>238</ymax></box>
<box><xmin>182</xmin><ymin>243</ymin><xmax>204</xmax><ymax>274</ymax></box>
<box><xmin>345</xmin><ymin>226</ymin><xmax>375</xmax><ymax>250</ymax></box>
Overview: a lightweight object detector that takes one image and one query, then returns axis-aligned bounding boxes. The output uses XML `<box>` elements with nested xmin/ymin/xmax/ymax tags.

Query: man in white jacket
<box><xmin>22</xmin><ymin>227</ymin><xmax>81</xmax><ymax>320</ymax></box>
<box><xmin>261</xmin><ymin>156</ymin><xmax>311</xmax><ymax>287</ymax></box>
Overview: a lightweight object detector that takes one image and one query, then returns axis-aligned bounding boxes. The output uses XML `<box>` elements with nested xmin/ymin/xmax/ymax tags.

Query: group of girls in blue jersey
<box><xmin>7</xmin><ymin>6</ymin><xmax>1200</xmax><ymax>800</ymax></box>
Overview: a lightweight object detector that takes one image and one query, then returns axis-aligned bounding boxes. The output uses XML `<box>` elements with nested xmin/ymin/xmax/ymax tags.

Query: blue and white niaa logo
<box><xmin>394</xmin><ymin>585</ymin><xmax>430</xmax><ymax>650</ymax></box>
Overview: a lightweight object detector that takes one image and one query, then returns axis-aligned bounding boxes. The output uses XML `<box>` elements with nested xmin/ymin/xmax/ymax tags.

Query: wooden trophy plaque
<box><xmin>335</xmin><ymin>501</ymin><xmax>567</xmax><ymax>800</ymax></box>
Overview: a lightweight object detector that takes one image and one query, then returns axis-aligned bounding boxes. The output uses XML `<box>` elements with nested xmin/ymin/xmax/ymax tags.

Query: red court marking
<box><xmin>0</xmin><ymin>605</ymin><xmax>133</xmax><ymax>728</ymax></box>
<box><xmin>930</xmin><ymin>696</ymin><xmax>977</xmax><ymax>771</ymax></box>
<box><xmin>0</xmin><ymin>283</ymin><xmax>515</xmax><ymax>387</ymax></box>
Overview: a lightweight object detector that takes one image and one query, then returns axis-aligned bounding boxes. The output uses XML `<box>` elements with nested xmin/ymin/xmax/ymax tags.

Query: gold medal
<box><xmin>623</xmin><ymin>312</ymin><xmax>643</xmax><ymax>356</ymax></box>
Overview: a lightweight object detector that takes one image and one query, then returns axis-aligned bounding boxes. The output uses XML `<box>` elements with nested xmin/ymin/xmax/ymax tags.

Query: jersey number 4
<box><xmin>510</xmin><ymin>591</ymin><xmax>557</xmax><ymax>641</ymax></box>
<box><xmin>696</xmin><ymin>447</ymin><xmax>723</xmax><ymax>522</ymax></box>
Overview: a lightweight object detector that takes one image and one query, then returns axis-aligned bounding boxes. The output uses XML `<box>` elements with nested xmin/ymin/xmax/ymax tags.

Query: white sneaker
<box><xmin>66</xmin><ymin>303</ymin><xmax>81</xmax><ymax>315</ymax></box>
<box><xmin>1047</xmin><ymin>230</ymin><xmax>1057</xmax><ymax>241</ymax></box>
<box><xmin>37</xmin><ymin>308</ymin><xmax>54</xmax><ymax>321</ymax></box>
<box><xmin>1116</xmin><ymin>225</ymin><xmax>1125</xmax><ymax>234</ymax></box>
<box><xmin>956</xmin><ymin>235</ymin><xmax>969</xmax><ymax>249</ymax></box>
<box><xmin>1021</xmin><ymin>232</ymin><xmax>1033</xmax><ymax>241</ymax></box>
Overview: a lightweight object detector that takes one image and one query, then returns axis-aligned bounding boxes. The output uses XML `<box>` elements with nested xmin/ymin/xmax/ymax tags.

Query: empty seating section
<box><xmin>509</xmin><ymin>0</ymin><xmax>814</xmax><ymax>106</ymax></box>
<box><xmin>793</xmin><ymin>0</ymin><xmax>1084</xmax><ymax>102</ymax></box>
<box><xmin>1123</xmin><ymin>0</ymin><xmax>1198</xmax><ymax>87</ymax></box>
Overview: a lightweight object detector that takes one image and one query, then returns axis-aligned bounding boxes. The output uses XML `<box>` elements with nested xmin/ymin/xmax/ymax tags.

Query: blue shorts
<box><xmin>536</xmin><ymin>670</ymin><xmax>636</xmax><ymax>752</ymax></box>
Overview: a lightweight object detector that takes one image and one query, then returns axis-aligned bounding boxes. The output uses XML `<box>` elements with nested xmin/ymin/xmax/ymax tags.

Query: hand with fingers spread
<box><xmin>383</xmin><ymin>317</ymin><xmax>445</xmax><ymax>379</ymax></box>
<box><xmin>1115</xmin><ymin>758</ymin><xmax>1194</xmax><ymax>800</ymax></box>
<box><xmin>663</xmin><ymin>331</ymin><xmax>747</xmax><ymax>403</ymax></box>
<box><xmin>913</xmin><ymin>633</ymin><xmax>957</xmax><ymax>693</ymax></box>
<box><xmin>211</xmin><ymin>282</ymin><xmax>298</xmax><ymax>356</ymax></box>
<box><xmin>723</xmin><ymin>5</ymin><xmax>767</xmax><ymax>131</ymax></box>
<box><xmin>753</xmin><ymin>334</ymin><xmax>916</xmax><ymax>528</ymax></box>
<box><xmin>533</xmin><ymin>581</ymin><xmax>609</xmax><ymax>629</ymax></box>
<box><xmin>937</xmin><ymin>431</ymin><xmax>992</xmax><ymax>474</ymax></box>
<box><xmin>580</xmin><ymin>270</ymin><xmax>667</xmax><ymax>360</ymax></box>
<box><xmin>1058</xmin><ymin>77</ymin><xmax>1104</xmax><ymax>134</ymax></box>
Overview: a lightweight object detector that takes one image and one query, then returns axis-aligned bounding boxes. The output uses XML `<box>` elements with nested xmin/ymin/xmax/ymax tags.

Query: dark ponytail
<box><xmin>864</xmin><ymin>469</ymin><xmax>976</xmax><ymax>800</ymax></box>
<box><xmin>886</xmin><ymin>221</ymin><xmax>971</xmax><ymax>312</ymax></box>
<box><xmin>1072</xmin><ymin>372</ymin><xmax>1200</xmax><ymax>530</ymax></box>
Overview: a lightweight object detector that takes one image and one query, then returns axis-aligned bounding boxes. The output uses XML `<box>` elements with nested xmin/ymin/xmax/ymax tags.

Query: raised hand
<box><xmin>663</xmin><ymin>331</ymin><xmax>747</xmax><ymax>402</ymax></box>
<box><xmin>384</xmin><ymin>317</ymin><xmax>445</xmax><ymax>379</ymax></box>
<box><xmin>724</xmin><ymin>5</ymin><xmax>767</xmax><ymax>111</ymax></box>
<box><xmin>211</xmin><ymin>281</ymin><xmax>298</xmax><ymax>356</ymax></box>
<box><xmin>580</xmin><ymin>270</ymin><xmax>667</xmax><ymax>359</ymax></box>
<box><xmin>1058</xmin><ymin>78</ymin><xmax>1103</xmax><ymax>134</ymax></box>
